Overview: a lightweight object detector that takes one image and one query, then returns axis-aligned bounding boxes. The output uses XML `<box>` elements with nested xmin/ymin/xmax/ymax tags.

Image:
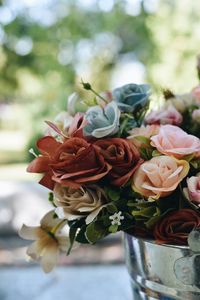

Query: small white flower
<box><xmin>109</xmin><ymin>211</ymin><xmax>124</xmax><ymax>226</ymax></box>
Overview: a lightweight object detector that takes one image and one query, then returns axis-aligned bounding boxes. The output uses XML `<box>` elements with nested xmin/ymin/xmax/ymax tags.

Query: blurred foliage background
<box><xmin>0</xmin><ymin>0</ymin><xmax>200</xmax><ymax>169</ymax></box>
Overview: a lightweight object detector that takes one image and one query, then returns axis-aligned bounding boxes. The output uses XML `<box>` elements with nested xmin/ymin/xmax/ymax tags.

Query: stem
<box><xmin>90</xmin><ymin>88</ymin><xmax>108</xmax><ymax>103</ymax></box>
<box><xmin>50</xmin><ymin>220</ymin><xmax>67</xmax><ymax>235</ymax></box>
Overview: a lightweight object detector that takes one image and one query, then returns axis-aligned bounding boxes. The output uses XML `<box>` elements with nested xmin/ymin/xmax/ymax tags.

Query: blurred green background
<box><xmin>0</xmin><ymin>0</ymin><xmax>200</xmax><ymax>174</ymax></box>
<box><xmin>1</xmin><ymin>2</ymin><xmax>200</xmax><ymax>296</ymax></box>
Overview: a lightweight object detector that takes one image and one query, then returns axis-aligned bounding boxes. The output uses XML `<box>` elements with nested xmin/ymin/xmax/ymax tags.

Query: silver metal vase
<box><xmin>124</xmin><ymin>233</ymin><xmax>200</xmax><ymax>300</ymax></box>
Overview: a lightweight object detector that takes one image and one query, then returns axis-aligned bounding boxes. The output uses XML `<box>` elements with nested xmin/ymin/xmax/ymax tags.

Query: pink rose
<box><xmin>150</xmin><ymin>125</ymin><xmax>200</xmax><ymax>158</ymax></box>
<box><xmin>145</xmin><ymin>105</ymin><xmax>183</xmax><ymax>126</ymax></box>
<box><xmin>68</xmin><ymin>113</ymin><xmax>87</xmax><ymax>138</ymax></box>
<box><xmin>192</xmin><ymin>109</ymin><xmax>200</xmax><ymax>123</ymax></box>
<box><xmin>184</xmin><ymin>175</ymin><xmax>200</xmax><ymax>206</ymax></box>
<box><xmin>192</xmin><ymin>85</ymin><xmax>200</xmax><ymax>103</ymax></box>
<box><xmin>132</xmin><ymin>155</ymin><xmax>189</xmax><ymax>199</ymax></box>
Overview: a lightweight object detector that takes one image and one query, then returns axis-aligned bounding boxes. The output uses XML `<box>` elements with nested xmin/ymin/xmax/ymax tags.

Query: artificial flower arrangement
<box><xmin>20</xmin><ymin>79</ymin><xmax>200</xmax><ymax>273</ymax></box>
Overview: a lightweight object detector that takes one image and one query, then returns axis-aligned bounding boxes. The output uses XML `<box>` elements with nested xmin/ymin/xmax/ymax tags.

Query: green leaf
<box><xmin>85</xmin><ymin>222</ymin><xmax>107</xmax><ymax>244</ymax></box>
<box><xmin>139</xmin><ymin>147</ymin><xmax>149</xmax><ymax>160</ymax></box>
<box><xmin>67</xmin><ymin>227</ymin><xmax>78</xmax><ymax>255</ymax></box>
<box><xmin>76</xmin><ymin>226</ymin><xmax>90</xmax><ymax>244</ymax></box>
<box><xmin>68</xmin><ymin>218</ymin><xmax>86</xmax><ymax>229</ymax></box>
<box><xmin>190</xmin><ymin>158</ymin><xmax>200</xmax><ymax>169</ymax></box>
<box><xmin>106</xmin><ymin>203</ymin><xmax>118</xmax><ymax>214</ymax></box>
<box><xmin>134</xmin><ymin>135</ymin><xmax>150</xmax><ymax>145</ymax></box>
<box><xmin>105</xmin><ymin>186</ymin><xmax>120</xmax><ymax>201</ymax></box>
<box><xmin>145</xmin><ymin>215</ymin><xmax>161</xmax><ymax>228</ymax></box>
<box><xmin>132</xmin><ymin>206</ymin><xmax>156</xmax><ymax>218</ymax></box>
<box><xmin>128</xmin><ymin>200</ymin><xmax>155</xmax><ymax>208</ymax></box>
<box><xmin>183</xmin><ymin>153</ymin><xmax>195</xmax><ymax>162</ymax></box>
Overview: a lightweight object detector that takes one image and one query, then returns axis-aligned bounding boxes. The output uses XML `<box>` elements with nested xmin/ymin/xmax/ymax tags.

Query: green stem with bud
<box><xmin>81</xmin><ymin>79</ymin><xmax>108</xmax><ymax>103</ymax></box>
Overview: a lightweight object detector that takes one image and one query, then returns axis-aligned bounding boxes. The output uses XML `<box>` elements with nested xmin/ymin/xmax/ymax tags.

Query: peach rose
<box><xmin>150</xmin><ymin>125</ymin><xmax>200</xmax><ymax>158</ymax></box>
<box><xmin>129</xmin><ymin>125</ymin><xmax>159</xmax><ymax>137</ymax></box>
<box><xmin>128</xmin><ymin>125</ymin><xmax>159</xmax><ymax>149</ymax></box>
<box><xmin>132</xmin><ymin>155</ymin><xmax>189</xmax><ymax>199</ymax></box>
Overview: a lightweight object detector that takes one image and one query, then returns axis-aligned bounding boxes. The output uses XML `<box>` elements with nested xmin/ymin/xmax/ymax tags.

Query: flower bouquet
<box><xmin>20</xmin><ymin>78</ymin><xmax>200</xmax><ymax>279</ymax></box>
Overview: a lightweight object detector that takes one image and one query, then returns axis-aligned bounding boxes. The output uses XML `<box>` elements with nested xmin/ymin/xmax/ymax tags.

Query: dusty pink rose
<box><xmin>132</xmin><ymin>155</ymin><xmax>189</xmax><ymax>199</ymax></box>
<box><xmin>145</xmin><ymin>105</ymin><xmax>183</xmax><ymax>126</ymax></box>
<box><xmin>150</xmin><ymin>125</ymin><xmax>200</xmax><ymax>158</ymax></box>
<box><xmin>184</xmin><ymin>175</ymin><xmax>200</xmax><ymax>206</ymax></box>
<box><xmin>68</xmin><ymin>113</ymin><xmax>87</xmax><ymax>138</ymax></box>
<box><xmin>192</xmin><ymin>85</ymin><xmax>200</xmax><ymax>103</ymax></box>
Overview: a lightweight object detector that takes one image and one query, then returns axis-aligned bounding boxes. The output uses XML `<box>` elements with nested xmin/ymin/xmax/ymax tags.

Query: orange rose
<box><xmin>27</xmin><ymin>136</ymin><xmax>62</xmax><ymax>190</ymax></box>
<box><xmin>94</xmin><ymin>138</ymin><xmax>142</xmax><ymax>186</ymax></box>
<box><xmin>153</xmin><ymin>209</ymin><xmax>200</xmax><ymax>245</ymax></box>
<box><xmin>132</xmin><ymin>155</ymin><xmax>189</xmax><ymax>199</ymax></box>
<box><xmin>28</xmin><ymin>137</ymin><xmax>111</xmax><ymax>189</ymax></box>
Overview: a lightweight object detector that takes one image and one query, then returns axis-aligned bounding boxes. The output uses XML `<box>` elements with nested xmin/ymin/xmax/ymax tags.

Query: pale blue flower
<box><xmin>83</xmin><ymin>101</ymin><xmax>120</xmax><ymax>138</ymax></box>
<box><xmin>112</xmin><ymin>83</ymin><xmax>151</xmax><ymax>113</ymax></box>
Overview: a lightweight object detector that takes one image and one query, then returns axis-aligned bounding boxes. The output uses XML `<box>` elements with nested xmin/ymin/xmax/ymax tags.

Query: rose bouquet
<box><xmin>20</xmin><ymin>80</ymin><xmax>200</xmax><ymax>273</ymax></box>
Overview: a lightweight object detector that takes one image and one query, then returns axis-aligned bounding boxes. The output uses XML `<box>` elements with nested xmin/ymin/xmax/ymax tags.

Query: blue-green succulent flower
<box><xmin>112</xmin><ymin>83</ymin><xmax>151</xmax><ymax>113</ymax></box>
<box><xmin>83</xmin><ymin>101</ymin><xmax>120</xmax><ymax>138</ymax></box>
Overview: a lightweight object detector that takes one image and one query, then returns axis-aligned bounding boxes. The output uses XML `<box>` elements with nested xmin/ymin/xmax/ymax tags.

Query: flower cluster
<box><xmin>20</xmin><ymin>79</ymin><xmax>200</xmax><ymax>272</ymax></box>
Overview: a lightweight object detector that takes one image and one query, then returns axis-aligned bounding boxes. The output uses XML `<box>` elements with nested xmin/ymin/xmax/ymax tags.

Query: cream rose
<box><xmin>54</xmin><ymin>184</ymin><xmax>107</xmax><ymax>224</ymax></box>
<box><xmin>132</xmin><ymin>156</ymin><xmax>189</xmax><ymax>199</ymax></box>
<box><xmin>150</xmin><ymin>125</ymin><xmax>200</xmax><ymax>158</ymax></box>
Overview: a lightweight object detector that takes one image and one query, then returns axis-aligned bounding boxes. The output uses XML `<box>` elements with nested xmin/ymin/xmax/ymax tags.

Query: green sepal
<box><xmin>152</xmin><ymin>150</ymin><xmax>161</xmax><ymax>157</ymax></box>
<box><xmin>48</xmin><ymin>192</ymin><xmax>56</xmax><ymax>207</ymax></box>
<box><xmin>108</xmin><ymin>224</ymin><xmax>118</xmax><ymax>233</ymax></box>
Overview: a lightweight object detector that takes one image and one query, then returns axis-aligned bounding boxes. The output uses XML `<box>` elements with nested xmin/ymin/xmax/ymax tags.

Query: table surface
<box><xmin>0</xmin><ymin>265</ymin><xmax>132</xmax><ymax>300</ymax></box>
